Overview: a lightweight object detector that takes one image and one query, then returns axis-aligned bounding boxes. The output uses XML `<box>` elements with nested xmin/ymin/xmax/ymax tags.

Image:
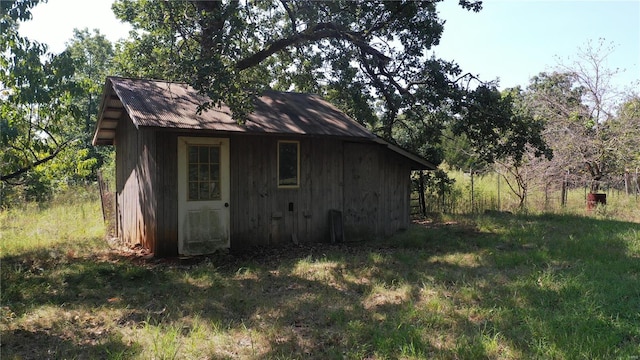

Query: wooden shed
<box><xmin>93</xmin><ymin>76</ymin><xmax>435</xmax><ymax>257</ymax></box>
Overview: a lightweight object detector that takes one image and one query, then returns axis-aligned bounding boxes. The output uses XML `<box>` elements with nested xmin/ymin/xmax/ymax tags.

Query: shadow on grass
<box><xmin>2</xmin><ymin>214</ymin><xmax>639</xmax><ymax>359</ymax></box>
<box><xmin>1</xmin><ymin>328</ymin><xmax>140</xmax><ymax>359</ymax></box>
<box><xmin>451</xmin><ymin>213</ymin><xmax>640</xmax><ymax>359</ymax></box>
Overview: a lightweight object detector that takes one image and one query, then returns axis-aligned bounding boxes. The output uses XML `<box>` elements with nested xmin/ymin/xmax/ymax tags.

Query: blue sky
<box><xmin>435</xmin><ymin>1</ymin><xmax>640</xmax><ymax>90</ymax></box>
<box><xmin>19</xmin><ymin>0</ymin><xmax>640</xmax><ymax>92</ymax></box>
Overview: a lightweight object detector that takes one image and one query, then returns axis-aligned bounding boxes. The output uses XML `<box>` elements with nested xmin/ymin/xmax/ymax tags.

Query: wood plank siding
<box><xmin>343</xmin><ymin>142</ymin><xmax>412</xmax><ymax>240</ymax></box>
<box><xmin>155</xmin><ymin>132</ymin><xmax>179</xmax><ymax>256</ymax></box>
<box><xmin>229</xmin><ymin>135</ymin><xmax>346</xmax><ymax>249</ymax></box>
<box><xmin>119</xmin><ymin>132</ymin><xmax>413</xmax><ymax>255</ymax></box>
<box><xmin>115</xmin><ymin>115</ymin><xmax>146</xmax><ymax>249</ymax></box>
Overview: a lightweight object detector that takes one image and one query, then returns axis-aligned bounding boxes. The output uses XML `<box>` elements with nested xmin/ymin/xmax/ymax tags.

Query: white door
<box><xmin>178</xmin><ymin>137</ymin><xmax>230</xmax><ymax>255</ymax></box>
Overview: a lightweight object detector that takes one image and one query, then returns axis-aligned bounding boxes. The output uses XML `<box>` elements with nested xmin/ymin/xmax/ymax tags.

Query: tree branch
<box><xmin>1</xmin><ymin>140</ymin><xmax>73</xmax><ymax>182</ymax></box>
<box><xmin>235</xmin><ymin>22</ymin><xmax>390</xmax><ymax>71</ymax></box>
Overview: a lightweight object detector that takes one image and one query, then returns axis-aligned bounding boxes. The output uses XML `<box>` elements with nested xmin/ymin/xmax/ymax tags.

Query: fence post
<box><xmin>97</xmin><ymin>170</ymin><xmax>108</xmax><ymax>223</ymax></box>
<box><xmin>561</xmin><ymin>171</ymin><xmax>567</xmax><ymax>207</ymax></box>
<box><xmin>635</xmin><ymin>167</ymin><xmax>639</xmax><ymax>199</ymax></box>
<box><xmin>625</xmin><ymin>169</ymin><xmax>630</xmax><ymax>195</ymax></box>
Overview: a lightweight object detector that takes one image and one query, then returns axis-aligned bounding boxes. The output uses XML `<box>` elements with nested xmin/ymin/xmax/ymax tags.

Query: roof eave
<box><xmin>92</xmin><ymin>77</ymin><xmax>140</xmax><ymax>146</ymax></box>
<box><xmin>373</xmin><ymin>137</ymin><xmax>437</xmax><ymax>170</ymax></box>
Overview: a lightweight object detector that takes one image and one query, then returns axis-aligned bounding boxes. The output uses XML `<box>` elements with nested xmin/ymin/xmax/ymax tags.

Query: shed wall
<box><xmin>343</xmin><ymin>142</ymin><xmax>381</xmax><ymax>239</ymax></box>
<box><xmin>342</xmin><ymin>142</ymin><xmax>412</xmax><ymax>240</ymax></box>
<box><xmin>117</xmin><ymin>131</ymin><xmax>413</xmax><ymax>255</ymax></box>
<box><xmin>229</xmin><ymin>136</ymin><xmax>345</xmax><ymax>249</ymax></box>
<box><xmin>379</xmin><ymin>149</ymin><xmax>412</xmax><ymax>236</ymax></box>
<box><xmin>115</xmin><ymin>115</ymin><xmax>143</xmax><ymax>248</ymax></box>
<box><xmin>115</xmin><ymin>118</ymin><xmax>159</xmax><ymax>253</ymax></box>
<box><xmin>155</xmin><ymin>132</ymin><xmax>179</xmax><ymax>256</ymax></box>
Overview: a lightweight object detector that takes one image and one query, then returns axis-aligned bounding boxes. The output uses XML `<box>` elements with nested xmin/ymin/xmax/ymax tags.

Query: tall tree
<box><xmin>63</xmin><ymin>28</ymin><xmax>116</xmax><ymax>177</ymax></box>
<box><xmin>1</xmin><ymin>1</ymin><xmax>116</xmax><ymax>205</ymax></box>
<box><xmin>111</xmin><ymin>0</ymin><xmax>484</xmax><ymax>161</ymax></box>
<box><xmin>524</xmin><ymin>71</ymin><xmax>590</xmax><ymax>183</ymax></box>
<box><xmin>453</xmin><ymin>85</ymin><xmax>552</xmax><ymax>208</ymax></box>
<box><xmin>1</xmin><ymin>0</ymin><xmax>81</xmax><ymax>185</ymax></box>
<box><xmin>66</xmin><ymin>28</ymin><xmax>115</xmax><ymax>137</ymax></box>
<box><xmin>609</xmin><ymin>95</ymin><xmax>640</xmax><ymax>172</ymax></box>
<box><xmin>522</xmin><ymin>41</ymin><xmax>632</xmax><ymax>193</ymax></box>
<box><xmin>554</xmin><ymin>39</ymin><xmax>625</xmax><ymax>191</ymax></box>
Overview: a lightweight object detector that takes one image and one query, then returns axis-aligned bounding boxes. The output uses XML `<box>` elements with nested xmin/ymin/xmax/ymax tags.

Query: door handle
<box><xmin>224</xmin><ymin>203</ymin><xmax>229</xmax><ymax>208</ymax></box>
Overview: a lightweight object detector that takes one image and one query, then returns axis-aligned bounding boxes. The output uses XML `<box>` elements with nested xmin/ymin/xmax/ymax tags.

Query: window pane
<box><xmin>210</xmin><ymin>147</ymin><xmax>220</xmax><ymax>164</ymax></box>
<box><xmin>199</xmin><ymin>182</ymin><xmax>209</xmax><ymax>199</ymax></box>
<box><xmin>188</xmin><ymin>146</ymin><xmax>198</xmax><ymax>163</ymax></box>
<box><xmin>188</xmin><ymin>164</ymin><xmax>198</xmax><ymax>182</ymax></box>
<box><xmin>188</xmin><ymin>182</ymin><xmax>198</xmax><ymax>200</ymax></box>
<box><xmin>199</xmin><ymin>164</ymin><xmax>209</xmax><ymax>181</ymax></box>
<box><xmin>210</xmin><ymin>181</ymin><xmax>220</xmax><ymax>200</ymax></box>
<box><xmin>279</xmin><ymin>142</ymin><xmax>298</xmax><ymax>186</ymax></box>
<box><xmin>199</xmin><ymin>146</ymin><xmax>209</xmax><ymax>163</ymax></box>
<box><xmin>210</xmin><ymin>164</ymin><xmax>220</xmax><ymax>181</ymax></box>
<box><xmin>186</xmin><ymin>143</ymin><xmax>223</xmax><ymax>201</ymax></box>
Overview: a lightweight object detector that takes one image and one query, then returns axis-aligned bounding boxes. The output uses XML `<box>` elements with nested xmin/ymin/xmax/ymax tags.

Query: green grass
<box><xmin>2</xmin><ymin>189</ymin><xmax>640</xmax><ymax>359</ymax></box>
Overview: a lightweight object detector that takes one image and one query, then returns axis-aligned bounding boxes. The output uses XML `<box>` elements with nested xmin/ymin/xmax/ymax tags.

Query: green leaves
<box><xmin>110</xmin><ymin>1</ymin><xmax>476</xmax><ymax>153</ymax></box>
<box><xmin>453</xmin><ymin>85</ymin><xmax>551</xmax><ymax>167</ymax></box>
<box><xmin>1</xmin><ymin>0</ymin><xmax>113</xmax><ymax>199</ymax></box>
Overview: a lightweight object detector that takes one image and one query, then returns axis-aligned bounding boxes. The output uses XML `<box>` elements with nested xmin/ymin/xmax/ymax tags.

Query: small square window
<box><xmin>278</xmin><ymin>141</ymin><xmax>299</xmax><ymax>188</ymax></box>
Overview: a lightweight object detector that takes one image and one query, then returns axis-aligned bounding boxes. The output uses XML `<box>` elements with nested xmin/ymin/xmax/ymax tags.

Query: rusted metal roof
<box><xmin>93</xmin><ymin>77</ymin><xmax>374</xmax><ymax>143</ymax></box>
<box><xmin>92</xmin><ymin>76</ymin><xmax>435</xmax><ymax>170</ymax></box>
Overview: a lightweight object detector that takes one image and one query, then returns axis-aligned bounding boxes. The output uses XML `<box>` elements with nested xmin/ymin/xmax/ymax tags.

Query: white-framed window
<box><xmin>277</xmin><ymin>140</ymin><xmax>300</xmax><ymax>188</ymax></box>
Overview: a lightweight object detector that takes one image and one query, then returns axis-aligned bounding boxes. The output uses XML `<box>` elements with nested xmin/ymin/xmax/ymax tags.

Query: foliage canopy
<box><xmin>1</xmin><ymin>0</ymin><xmax>115</xmax><ymax>203</ymax></box>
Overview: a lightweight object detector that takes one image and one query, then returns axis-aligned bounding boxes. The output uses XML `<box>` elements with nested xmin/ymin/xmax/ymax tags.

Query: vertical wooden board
<box><xmin>231</xmin><ymin>134</ymin><xmax>253</xmax><ymax>248</ymax></box>
<box><xmin>114</xmin><ymin>120</ymin><xmax>125</xmax><ymax>241</ymax></box>
<box><xmin>395</xmin><ymin>159</ymin><xmax>411</xmax><ymax>231</ymax></box>
<box><xmin>155</xmin><ymin>132</ymin><xmax>178</xmax><ymax>257</ymax></box>
<box><xmin>253</xmin><ymin>136</ymin><xmax>271</xmax><ymax>246</ymax></box>
<box><xmin>309</xmin><ymin>138</ymin><xmax>343</xmax><ymax>243</ymax></box>
<box><xmin>115</xmin><ymin>115</ymin><xmax>142</xmax><ymax>247</ymax></box>
<box><xmin>298</xmin><ymin>139</ymin><xmax>314</xmax><ymax>242</ymax></box>
<box><xmin>376</xmin><ymin>151</ymin><xmax>412</xmax><ymax>237</ymax></box>
<box><xmin>260</xmin><ymin>136</ymin><xmax>274</xmax><ymax>244</ymax></box>
<box><xmin>138</xmin><ymin>128</ymin><xmax>157</xmax><ymax>253</ymax></box>
<box><xmin>229</xmin><ymin>135</ymin><xmax>239</xmax><ymax>247</ymax></box>
<box><xmin>382</xmin><ymin>151</ymin><xmax>395</xmax><ymax>236</ymax></box>
<box><xmin>294</xmin><ymin>138</ymin><xmax>312</xmax><ymax>243</ymax></box>
<box><xmin>271</xmin><ymin>138</ymin><xmax>291</xmax><ymax>246</ymax></box>
<box><xmin>230</xmin><ymin>135</ymin><xmax>275</xmax><ymax>248</ymax></box>
<box><xmin>381</xmin><ymin>152</ymin><xmax>400</xmax><ymax>236</ymax></box>
<box><xmin>343</xmin><ymin>142</ymin><xmax>380</xmax><ymax>240</ymax></box>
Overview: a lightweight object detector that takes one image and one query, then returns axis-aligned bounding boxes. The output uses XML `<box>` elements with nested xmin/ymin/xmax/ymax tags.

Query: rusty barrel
<box><xmin>586</xmin><ymin>193</ymin><xmax>606</xmax><ymax>211</ymax></box>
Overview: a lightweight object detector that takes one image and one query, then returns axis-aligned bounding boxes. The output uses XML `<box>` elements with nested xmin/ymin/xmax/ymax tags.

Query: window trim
<box><xmin>277</xmin><ymin>140</ymin><xmax>300</xmax><ymax>189</ymax></box>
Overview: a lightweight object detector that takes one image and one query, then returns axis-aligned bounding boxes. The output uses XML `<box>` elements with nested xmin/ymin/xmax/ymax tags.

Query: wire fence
<box><xmin>97</xmin><ymin>170</ymin><xmax>117</xmax><ymax>238</ymax></box>
<box><xmin>412</xmin><ymin>170</ymin><xmax>640</xmax><ymax>216</ymax></box>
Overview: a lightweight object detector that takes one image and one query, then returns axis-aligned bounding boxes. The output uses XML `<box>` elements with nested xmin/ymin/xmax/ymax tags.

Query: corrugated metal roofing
<box><xmin>93</xmin><ymin>77</ymin><xmax>374</xmax><ymax>142</ymax></box>
<box><xmin>92</xmin><ymin>76</ymin><xmax>435</xmax><ymax>170</ymax></box>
